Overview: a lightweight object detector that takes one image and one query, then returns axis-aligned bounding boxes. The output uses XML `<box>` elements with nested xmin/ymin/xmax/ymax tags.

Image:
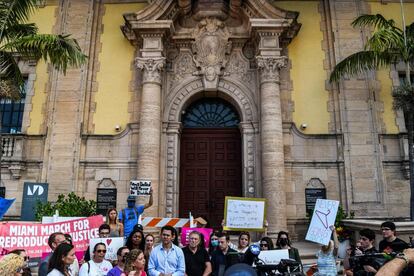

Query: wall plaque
<box><xmin>305</xmin><ymin>188</ymin><xmax>326</xmax><ymax>215</ymax></box>
<box><xmin>96</xmin><ymin>188</ymin><xmax>117</xmax><ymax>216</ymax></box>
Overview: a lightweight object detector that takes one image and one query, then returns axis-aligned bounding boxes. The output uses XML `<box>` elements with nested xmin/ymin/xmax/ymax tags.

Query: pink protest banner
<box><xmin>181</xmin><ymin>227</ymin><xmax>213</xmax><ymax>248</ymax></box>
<box><xmin>0</xmin><ymin>215</ymin><xmax>103</xmax><ymax>259</ymax></box>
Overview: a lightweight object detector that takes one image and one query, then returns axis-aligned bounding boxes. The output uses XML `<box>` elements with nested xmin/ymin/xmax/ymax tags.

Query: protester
<box><xmin>47</xmin><ymin>243</ymin><xmax>75</xmax><ymax>276</ymax></box>
<box><xmin>39</xmin><ymin>232</ymin><xmax>67</xmax><ymax>276</ymax></box>
<box><xmin>126</xmin><ymin>228</ymin><xmax>146</xmax><ymax>251</ymax></box>
<box><xmin>314</xmin><ymin>226</ymin><xmax>339</xmax><ymax>276</ymax></box>
<box><xmin>79</xmin><ymin>243</ymin><xmax>112</xmax><ymax>276</ymax></box>
<box><xmin>108</xmin><ymin>247</ymin><xmax>130</xmax><ymax>276</ymax></box>
<box><xmin>144</xmin><ymin>234</ymin><xmax>155</xmax><ymax>272</ymax></box>
<box><xmin>84</xmin><ymin>224</ymin><xmax>111</xmax><ymax>262</ymax></box>
<box><xmin>148</xmin><ymin>225</ymin><xmax>185</xmax><ymax>276</ymax></box>
<box><xmin>0</xmin><ymin>253</ymin><xmax>26</xmax><ymax>275</ymax></box>
<box><xmin>376</xmin><ymin>248</ymin><xmax>414</xmax><ymax>276</ymax></box>
<box><xmin>183</xmin><ymin>231</ymin><xmax>212</xmax><ymax>276</ymax></box>
<box><xmin>123</xmin><ymin>249</ymin><xmax>147</xmax><ymax>276</ymax></box>
<box><xmin>9</xmin><ymin>249</ymin><xmax>31</xmax><ymax>276</ymax></box>
<box><xmin>64</xmin><ymin>233</ymin><xmax>80</xmax><ymax>276</ymax></box>
<box><xmin>235</xmin><ymin>232</ymin><xmax>250</xmax><ymax>253</ymax></box>
<box><xmin>208</xmin><ymin>231</ymin><xmax>220</xmax><ymax>256</ymax></box>
<box><xmin>119</xmin><ymin>189</ymin><xmax>153</xmax><ymax>239</ymax></box>
<box><xmin>379</xmin><ymin>221</ymin><xmax>409</xmax><ymax>254</ymax></box>
<box><xmin>344</xmin><ymin>228</ymin><xmax>379</xmax><ymax>276</ymax></box>
<box><xmin>107</xmin><ymin>208</ymin><xmax>124</xmax><ymax>237</ymax></box>
<box><xmin>275</xmin><ymin>231</ymin><xmax>302</xmax><ymax>264</ymax></box>
<box><xmin>210</xmin><ymin>232</ymin><xmax>238</xmax><ymax>276</ymax></box>
<box><xmin>259</xmin><ymin>237</ymin><xmax>274</xmax><ymax>251</ymax></box>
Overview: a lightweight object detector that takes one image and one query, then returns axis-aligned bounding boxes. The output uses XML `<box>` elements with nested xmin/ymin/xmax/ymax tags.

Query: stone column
<box><xmin>135</xmin><ymin>56</ymin><xmax>165</xmax><ymax>216</ymax></box>
<box><xmin>256</xmin><ymin>54</ymin><xmax>288</xmax><ymax>235</ymax></box>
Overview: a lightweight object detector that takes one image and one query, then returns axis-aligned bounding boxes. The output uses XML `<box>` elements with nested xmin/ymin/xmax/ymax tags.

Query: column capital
<box><xmin>136</xmin><ymin>57</ymin><xmax>166</xmax><ymax>84</ymax></box>
<box><xmin>256</xmin><ymin>55</ymin><xmax>287</xmax><ymax>83</ymax></box>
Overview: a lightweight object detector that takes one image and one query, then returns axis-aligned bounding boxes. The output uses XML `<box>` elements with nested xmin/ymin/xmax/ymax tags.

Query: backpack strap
<box><xmin>121</xmin><ymin>209</ymin><xmax>126</xmax><ymax>224</ymax></box>
<box><xmin>87</xmin><ymin>261</ymin><xmax>90</xmax><ymax>273</ymax></box>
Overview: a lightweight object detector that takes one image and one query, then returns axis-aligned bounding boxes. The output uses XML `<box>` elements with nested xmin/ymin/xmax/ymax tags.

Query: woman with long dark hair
<box><xmin>276</xmin><ymin>231</ymin><xmax>302</xmax><ymax>264</ymax></box>
<box><xmin>126</xmin><ymin>228</ymin><xmax>146</xmax><ymax>251</ymax></box>
<box><xmin>47</xmin><ymin>243</ymin><xmax>75</xmax><ymax>276</ymax></box>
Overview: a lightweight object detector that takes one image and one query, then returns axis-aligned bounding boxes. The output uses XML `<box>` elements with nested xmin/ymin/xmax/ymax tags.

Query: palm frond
<box><xmin>1</xmin><ymin>23</ymin><xmax>37</xmax><ymax>42</ymax></box>
<box><xmin>0</xmin><ymin>0</ymin><xmax>37</xmax><ymax>27</ymax></box>
<box><xmin>4</xmin><ymin>34</ymin><xmax>88</xmax><ymax>73</ymax></box>
<box><xmin>352</xmin><ymin>14</ymin><xmax>399</xmax><ymax>31</ymax></box>
<box><xmin>0</xmin><ymin>80</ymin><xmax>22</xmax><ymax>100</ymax></box>
<box><xmin>365</xmin><ymin>27</ymin><xmax>404</xmax><ymax>53</ymax></box>
<box><xmin>330</xmin><ymin>51</ymin><xmax>394</xmax><ymax>82</ymax></box>
<box><xmin>0</xmin><ymin>50</ymin><xmax>24</xmax><ymax>85</ymax></box>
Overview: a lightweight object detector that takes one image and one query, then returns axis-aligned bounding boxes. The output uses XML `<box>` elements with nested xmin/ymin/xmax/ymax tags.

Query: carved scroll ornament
<box><xmin>136</xmin><ymin>57</ymin><xmax>166</xmax><ymax>84</ymax></box>
<box><xmin>256</xmin><ymin>56</ymin><xmax>287</xmax><ymax>83</ymax></box>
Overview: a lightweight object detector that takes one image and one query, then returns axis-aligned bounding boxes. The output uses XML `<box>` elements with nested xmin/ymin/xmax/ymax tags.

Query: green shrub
<box><xmin>35</xmin><ymin>192</ymin><xmax>97</xmax><ymax>221</ymax></box>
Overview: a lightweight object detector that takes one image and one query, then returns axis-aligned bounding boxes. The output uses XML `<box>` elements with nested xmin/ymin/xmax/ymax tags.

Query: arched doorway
<box><xmin>179</xmin><ymin>98</ymin><xmax>242</xmax><ymax>227</ymax></box>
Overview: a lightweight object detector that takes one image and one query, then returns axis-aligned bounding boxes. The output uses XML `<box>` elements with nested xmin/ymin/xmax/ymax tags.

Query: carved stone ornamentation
<box><xmin>256</xmin><ymin>56</ymin><xmax>287</xmax><ymax>83</ymax></box>
<box><xmin>170</xmin><ymin>52</ymin><xmax>197</xmax><ymax>90</ymax></box>
<box><xmin>136</xmin><ymin>57</ymin><xmax>166</xmax><ymax>84</ymax></box>
<box><xmin>192</xmin><ymin>17</ymin><xmax>232</xmax><ymax>90</ymax></box>
<box><xmin>224</xmin><ymin>51</ymin><xmax>252</xmax><ymax>84</ymax></box>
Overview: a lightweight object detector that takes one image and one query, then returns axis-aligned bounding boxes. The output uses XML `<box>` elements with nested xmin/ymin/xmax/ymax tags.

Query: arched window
<box><xmin>182</xmin><ymin>98</ymin><xmax>240</xmax><ymax>128</ymax></box>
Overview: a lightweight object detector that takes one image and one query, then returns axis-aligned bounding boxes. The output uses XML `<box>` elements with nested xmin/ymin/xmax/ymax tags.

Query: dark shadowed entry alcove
<box><xmin>179</xmin><ymin>98</ymin><xmax>242</xmax><ymax>228</ymax></box>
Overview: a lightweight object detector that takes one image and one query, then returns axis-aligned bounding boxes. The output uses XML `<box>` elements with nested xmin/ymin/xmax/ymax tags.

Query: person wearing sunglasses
<box><xmin>0</xmin><ymin>253</ymin><xmax>26</xmax><ymax>276</ymax></box>
<box><xmin>79</xmin><ymin>243</ymin><xmax>112</xmax><ymax>276</ymax></box>
<box><xmin>107</xmin><ymin>246</ymin><xmax>130</xmax><ymax>276</ymax></box>
<box><xmin>9</xmin><ymin>249</ymin><xmax>32</xmax><ymax>276</ymax></box>
<box><xmin>259</xmin><ymin>237</ymin><xmax>274</xmax><ymax>251</ymax></box>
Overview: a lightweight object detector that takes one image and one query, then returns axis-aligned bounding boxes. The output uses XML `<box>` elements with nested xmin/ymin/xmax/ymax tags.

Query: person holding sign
<box><xmin>314</xmin><ymin>226</ymin><xmax>339</xmax><ymax>276</ymax></box>
<box><xmin>119</xmin><ymin>189</ymin><xmax>153</xmax><ymax>239</ymax></box>
<box><xmin>275</xmin><ymin>231</ymin><xmax>302</xmax><ymax>265</ymax></box>
<box><xmin>79</xmin><ymin>243</ymin><xmax>113</xmax><ymax>276</ymax></box>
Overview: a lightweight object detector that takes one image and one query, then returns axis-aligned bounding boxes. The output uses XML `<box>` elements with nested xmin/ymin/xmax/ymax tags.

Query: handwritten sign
<box><xmin>180</xmin><ymin>227</ymin><xmax>213</xmax><ymax>248</ymax></box>
<box><xmin>305</xmin><ymin>199</ymin><xmax>339</xmax><ymax>245</ymax></box>
<box><xmin>89</xmin><ymin>237</ymin><xmax>124</xmax><ymax>260</ymax></box>
<box><xmin>130</xmin><ymin>180</ymin><xmax>151</xmax><ymax>196</ymax></box>
<box><xmin>223</xmin><ymin>196</ymin><xmax>266</xmax><ymax>231</ymax></box>
<box><xmin>258</xmin><ymin>249</ymin><xmax>289</xmax><ymax>264</ymax></box>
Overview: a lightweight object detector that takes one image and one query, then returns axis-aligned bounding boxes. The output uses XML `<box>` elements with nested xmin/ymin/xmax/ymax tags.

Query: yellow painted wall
<box><xmin>93</xmin><ymin>3</ymin><xmax>146</xmax><ymax>134</ymax></box>
<box><xmin>276</xmin><ymin>1</ymin><xmax>330</xmax><ymax>134</ymax></box>
<box><xmin>370</xmin><ymin>2</ymin><xmax>414</xmax><ymax>134</ymax></box>
<box><xmin>27</xmin><ymin>6</ymin><xmax>57</xmax><ymax>134</ymax></box>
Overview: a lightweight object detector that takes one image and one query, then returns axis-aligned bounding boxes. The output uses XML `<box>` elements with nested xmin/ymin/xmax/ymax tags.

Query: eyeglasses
<box><xmin>100</xmin><ymin>231</ymin><xmax>110</xmax><ymax>235</ymax></box>
<box><xmin>24</xmin><ymin>256</ymin><xmax>30</xmax><ymax>261</ymax></box>
<box><xmin>260</xmin><ymin>243</ymin><xmax>269</xmax><ymax>247</ymax></box>
<box><xmin>96</xmin><ymin>250</ymin><xmax>107</xmax><ymax>253</ymax></box>
<box><xmin>381</xmin><ymin>228</ymin><xmax>392</xmax><ymax>231</ymax></box>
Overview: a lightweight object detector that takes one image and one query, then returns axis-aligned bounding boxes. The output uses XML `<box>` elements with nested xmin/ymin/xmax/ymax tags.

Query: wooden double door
<box><xmin>179</xmin><ymin>128</ymin><xmax>242</xmax><ymax>228</ymax></box>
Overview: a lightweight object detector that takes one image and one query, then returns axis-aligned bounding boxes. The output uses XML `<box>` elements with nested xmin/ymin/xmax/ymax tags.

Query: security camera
<box><xmin>115</xmin><ymin>125</ymin><xmax>121</xmax><ymax>132</ymax></box>
<box><xmin>300</xmin><ymin>123</ymin><xmax>307</xmax><ymax>130</ymax></box>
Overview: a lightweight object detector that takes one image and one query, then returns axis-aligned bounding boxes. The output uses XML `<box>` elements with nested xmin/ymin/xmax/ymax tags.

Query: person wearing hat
<box><xmin>119</xmin><ymin>189</ymin><xmax>153</xmax><ymax>239</ymax></box>
<box><xmin>379</xmin><ymin>221</ymin><xmax>409</xmax><ymax>254</ymax></box>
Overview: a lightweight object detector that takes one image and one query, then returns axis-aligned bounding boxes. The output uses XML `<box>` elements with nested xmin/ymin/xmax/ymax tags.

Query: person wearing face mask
<box><xmin>276</xmin><ymin>231</ymin><xmax>302</xmax><ymax>265</ymax></box>
<box><xmin>209</xmin><ymin>232</ymin><xmax>220</xmax><ymax>257</ymax></box>
<box><xmin>119</xmin><ymin>189</ymin><xmax>153</xmax><ymax>239</ymax></box>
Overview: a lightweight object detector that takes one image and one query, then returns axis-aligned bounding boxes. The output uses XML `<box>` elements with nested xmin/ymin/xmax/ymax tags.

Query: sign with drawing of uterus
<box><xmin>305</xmin><ymin>199</ymin><xmax>339</xmax><ymax>246</ymax></box>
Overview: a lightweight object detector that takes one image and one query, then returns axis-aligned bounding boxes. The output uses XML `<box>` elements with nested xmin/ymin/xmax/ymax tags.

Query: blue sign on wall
<box><xmin>21</xmin><ymin>182</ymin><xmax>48</xmax><ymax>221</ymax></box>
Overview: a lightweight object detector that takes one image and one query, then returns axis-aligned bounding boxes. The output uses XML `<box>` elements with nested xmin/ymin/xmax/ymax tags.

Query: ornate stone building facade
<box><xmin>1</xmin><ymin>0</ymin><xmax>413</xmax><ymax>237</ymax></box>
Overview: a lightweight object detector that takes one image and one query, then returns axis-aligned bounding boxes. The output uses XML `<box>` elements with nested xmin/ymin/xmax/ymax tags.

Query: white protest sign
<box><xmin>223</xmin><ymin>196</ymin><xmax>266</xmax><ymax>231</ymax></box>
<box><xmin>130</xmin><ymin>180</ymin><xmax>151</xmax><ymax>196</ymax></box>
<box><xmin>258</xmin><ymin>249</ymin><xmax>289</xmax><ymax>265</ymax></box>
<box><xmin>305</xmin><ymin>199</ymin><xmax>339</xmax><ymax>245</ymax></box>
<box><xmin>89</xmin><ymin>237</ymin><xmax>124</xmax><ymax>260</ymax></box>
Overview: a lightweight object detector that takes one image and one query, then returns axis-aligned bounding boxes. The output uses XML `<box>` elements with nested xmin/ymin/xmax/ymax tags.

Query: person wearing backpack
<box><xmin>79</xmin><ymin>243</ymin><xmax>112</xmax><ymax>276</ymax></box>
<box><xmin>119</xmin><ymin>189</ymin><xmax>153</xmax><ymax>239</ymax></box>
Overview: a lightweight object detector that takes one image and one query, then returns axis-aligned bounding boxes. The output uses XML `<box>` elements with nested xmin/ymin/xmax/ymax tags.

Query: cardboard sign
<box><xmin>258</xmin><ymin>249</ymin><xmax>290</xmax><ymax>265</ymax></box>
<box><xmin>21</xmin><ymin>182</ymin><xmax>48</xmax><ymax>221</ymax></box>
<box><xmin>130</xmin><ymin>180</ymin><xmax>151</xmax><ymax>196</ymax></box>
<box><xmin>224</xmin><ymin>196</ymin><xmax>266</xmax><ymax>231</ymax></box>
<box><xmin>305</xmin><ymin>199</ymin><xmax>339</xmax><ymax>245</ymax></box>
<box><xmin>89</xmin><ymin>237</ymin><xmax>124</xmax><ymax>260</ymax></box>
<box><xmin>180</xmin><ymin>227</ymin><xmax>213</xmax><ymax>248</ymax></box>
<box><xmin>0</xmin><ymin>215</ymin><xmax>103</xmax><ymax>260</ymax></box>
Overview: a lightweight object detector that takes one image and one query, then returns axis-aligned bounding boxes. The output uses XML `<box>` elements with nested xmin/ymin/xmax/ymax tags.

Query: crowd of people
<box><xmin>1</xmin><ymin>192</ymin><xmax>414</xmax><ymax>276</ymax></box>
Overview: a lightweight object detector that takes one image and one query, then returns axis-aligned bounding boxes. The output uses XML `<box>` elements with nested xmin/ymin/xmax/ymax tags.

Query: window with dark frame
<box><xmin>0</xmin><ymin>79</ymin><xmax>27</xmax><ymax>133</ymax></box>
<box><xmin>398</xmin><ymin>73</ymin><xmax>414</xmax><ymax>85</ymax></box>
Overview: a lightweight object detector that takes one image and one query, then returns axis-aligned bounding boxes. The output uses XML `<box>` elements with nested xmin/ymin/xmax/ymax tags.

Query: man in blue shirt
<box><xmin>148</xmin><ymin>225</ymin><xmax>185</xmax><ymax>276</ymax></box>
<box><xmin>119</xmin><ymin>189</ymin><xmax>153</xmax><ymax>238</ymax></box>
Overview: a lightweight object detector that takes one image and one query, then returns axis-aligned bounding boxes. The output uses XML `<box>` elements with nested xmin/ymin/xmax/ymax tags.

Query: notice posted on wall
<box><xmin>223</xmin><ymin>196</ymin><xmax>266</xmax><ymax>231</ymax></box>
<box><xmin>305</xmin><ymin>199</ymin><xmax>339</xmax><ymax>245</ymax></box>
<box><xmin>130</xmin><ymin>180</ymin><xmax>151</xmax><ymax>196</ymax></box>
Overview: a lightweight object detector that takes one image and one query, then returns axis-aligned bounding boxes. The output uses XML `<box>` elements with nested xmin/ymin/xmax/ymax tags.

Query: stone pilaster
<box><xmin>135</xmin><ymin>56</ymin><xmax>165</xmax><ymax>216</ymax></box>
<box><xmin>256</xmin><ymin>53</ymin><xmax>288</xmax><ymax>235</ymax></box>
